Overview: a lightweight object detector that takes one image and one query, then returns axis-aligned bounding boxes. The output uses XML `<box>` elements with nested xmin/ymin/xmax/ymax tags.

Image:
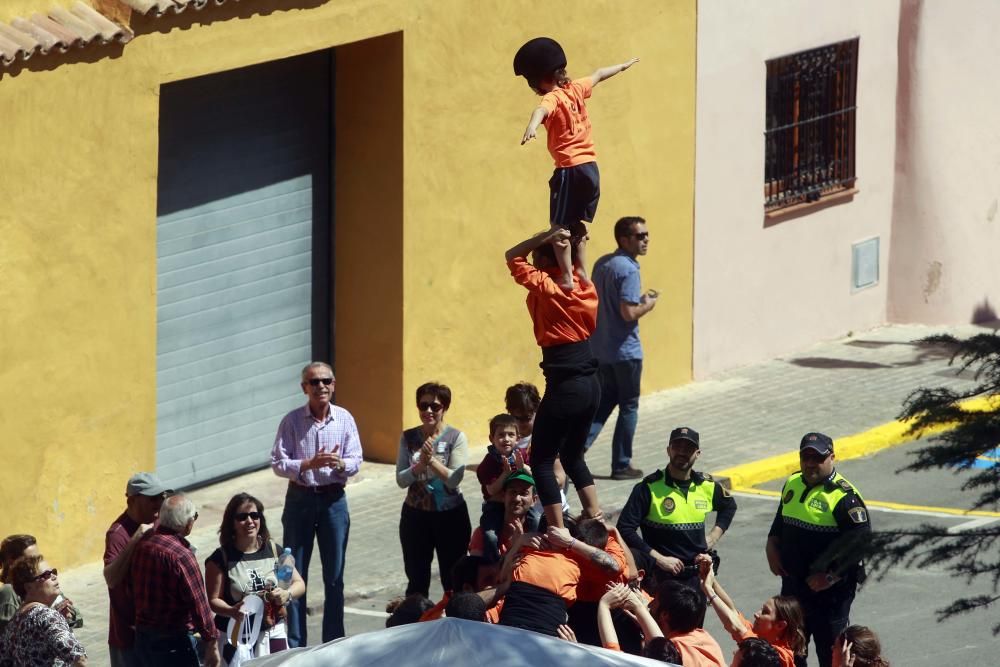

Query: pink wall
<box><xmin>693</xmin><ymin>1</ymin><xmax>900</xmax><ymax>377</ymax></box>
<box><xmin>888</xmin><ymin>0</ymin><xmax>1000</xmax><ymax>325</ymax></box>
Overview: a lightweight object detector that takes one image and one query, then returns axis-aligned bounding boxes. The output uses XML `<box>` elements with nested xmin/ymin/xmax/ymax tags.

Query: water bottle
<box><xmin>276</xmin><ymin>548</ymin><xmax>295</xmax><ymax>589</ymax></box>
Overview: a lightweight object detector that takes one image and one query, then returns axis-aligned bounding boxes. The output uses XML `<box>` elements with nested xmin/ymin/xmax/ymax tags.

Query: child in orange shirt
<box><xmin>513</xmin><ymin>37</ymin><xmax>639</xmax><ymax>291</ymax></box>
<box><xmin>696</xmin><ymin>553</ymin><xmax>807</xmax><ymax>667</ymax></box>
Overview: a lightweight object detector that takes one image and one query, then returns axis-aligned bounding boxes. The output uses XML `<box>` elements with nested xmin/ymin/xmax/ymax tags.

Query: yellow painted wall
<box><xmin>0</xmin><ymin>0</ymin><xmax>695</xmax><ymax>567</ymax></box>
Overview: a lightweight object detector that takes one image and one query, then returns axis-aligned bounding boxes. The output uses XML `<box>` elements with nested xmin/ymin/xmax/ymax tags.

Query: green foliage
<box><xmin>865</xmin><ymin>333</ymin><xmax>1000</xmax><ymax>633</ymax></box>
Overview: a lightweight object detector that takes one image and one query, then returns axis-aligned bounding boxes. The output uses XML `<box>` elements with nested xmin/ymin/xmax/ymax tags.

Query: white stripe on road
<box><xmin>344</xmin><ymin>606</ymin><xmax>389</xmax><ymax>618</ymax></box>
<box><xmin>947</xmin><ymin>516</ymin><xmax>999</xmax><ymax>533</ymax></box>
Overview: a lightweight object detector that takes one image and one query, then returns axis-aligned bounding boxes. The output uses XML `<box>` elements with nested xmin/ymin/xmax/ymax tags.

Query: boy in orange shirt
<box><xmin>513</xmin><ymin>37</ymin><xmax>639</xmax><ymax>291</ymax></box>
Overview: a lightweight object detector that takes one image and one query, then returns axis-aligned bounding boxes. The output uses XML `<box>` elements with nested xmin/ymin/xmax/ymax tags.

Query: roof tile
<box><xmin>1</xmin><ymin>2</ymin><xmax>134</xmax><ymax>70</ymax></box>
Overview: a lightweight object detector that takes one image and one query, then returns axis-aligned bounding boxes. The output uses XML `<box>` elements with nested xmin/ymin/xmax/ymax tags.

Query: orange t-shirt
<box><xmin>575</xmin><ymin>533</ymin><xmax>630</xmax><ymax>602</ymax></box>
<box><xmin>668</xmin><ymin>628</ymin><xmax>728</xmax><ymax>667</ymax></box>
<box><xmin>511</xmin><ymin>548</ymin><xmax>581</xmax><ymax>604</ymax></box>
<box><xmin>508</xmin><ymin>257</ymin><xmax>598</xmax><ymax>348</ymax></box>
<box><xmin>731</xmin><ymin>613</ymin><xmax>797</xmax><ymax>667</ymax></box>
<box><xmin>540</xmin><ymin>77</ymin><xmax>596</xmax><ymax>168</ymax></box>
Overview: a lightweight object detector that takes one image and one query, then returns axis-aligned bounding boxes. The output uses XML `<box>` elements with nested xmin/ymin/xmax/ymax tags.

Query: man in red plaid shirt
<box><xmin>131</xmin><ymin>493</ymin><xmax>220</xmax><ymax>667</ymax></box>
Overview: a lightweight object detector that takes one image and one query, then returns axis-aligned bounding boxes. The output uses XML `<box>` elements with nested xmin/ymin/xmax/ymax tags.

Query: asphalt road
<box><xmin>319</xmin><ymin>439</ymin><xmax>1000</xmax><ymax>666</ymax></box>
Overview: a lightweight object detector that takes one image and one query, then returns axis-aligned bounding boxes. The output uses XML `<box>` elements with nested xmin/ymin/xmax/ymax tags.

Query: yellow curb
<box><xmin>735</xmin><ymin>487</ymin><xmax>1000</xmax><ymax>518</ymax></box>
<box><xmin>713</xmin><ymin>396</ymin><xmax>999</xmax><ymax>490</ymax></box>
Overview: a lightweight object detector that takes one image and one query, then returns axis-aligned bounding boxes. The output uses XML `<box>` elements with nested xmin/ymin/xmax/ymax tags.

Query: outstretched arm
<box><xmin>547</xmin><ymin>527</ymin><xmax>622</xmax><ymax>574</ymax></box>
<box><xmin>505</xmin><ymin>227</ymin><xmax>569</xmax><ymax>263</ymax></box>
<box><xmin>522</xmin><ymin>107</ymin><xmax>549</xmax><ymax>145</ymax></box>
<box><xmin>598</xmin><ymin>585</ymin><xmax>629</xmax><ymax>648</ymax></box>
<box><xmin>697</xmin><ymin>553</ymin><xmax>743</xmax><ymax>637</ymax></box>
<box><xmin>591</xmin><ymin>58</ymin><xmax>639</xmax><ymax>86</ymax></box>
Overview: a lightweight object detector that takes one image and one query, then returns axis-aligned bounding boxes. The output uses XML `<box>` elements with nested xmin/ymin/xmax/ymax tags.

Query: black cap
<box><xmin>513</xmin><ymin>37</ymin><xmax>566</xmax><ymax>80</ymax></box>
<box><xmin>669</xmin><ymin>426</ymin><xmax>700</xmax><ymax>448</ymax></box>
<box><xmin>799</xmin><ymin>432</ymin><xmax>834</xmax><ymax>456</ymax></box>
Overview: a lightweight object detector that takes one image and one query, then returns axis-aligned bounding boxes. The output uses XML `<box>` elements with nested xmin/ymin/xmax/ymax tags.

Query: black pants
<box><xmin>399</xmin><ymin>501</ymin><xmax>472</xmax><ymax>597</ymax></box>
<box><xmin>782</xmin><ymin>578</ymin><xmax>855</xmax><ymax>667</ymax></box>
<box><xmin>532</xmin><ymin>372</ymin><xmax>601</xmax><ymax>507</ymax></box>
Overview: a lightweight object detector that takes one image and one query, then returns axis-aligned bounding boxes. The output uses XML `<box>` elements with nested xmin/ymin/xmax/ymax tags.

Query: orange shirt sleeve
<box><xmin>574</xmin><ymin>534</ymin><xmax>631</xmax><ymax>601</ymax></box>
<box><xmin>571</xmin><ymin>77</ymin><xmax>594</xmax><ymax>99</ymax></box>
<box><xmin>485</xmin><ymin>597</ymin><xmax>504</xmax><ymax>624</ymax></box>
<box><xmin>419</xmin><ymin>592</ymin><xmax>451</xmax><ymax>622</ymax></box>
<box><xmin>508</xmin><ymin>257</ymin><xmax>559</xmax><ymax>295</ymax></box>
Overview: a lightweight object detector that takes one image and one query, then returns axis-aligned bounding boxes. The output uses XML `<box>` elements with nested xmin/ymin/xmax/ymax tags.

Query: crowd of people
<box><xmin>0</xmin><ymin>37</ymin><xmax>893</xmax><ymax>667</ymax></box>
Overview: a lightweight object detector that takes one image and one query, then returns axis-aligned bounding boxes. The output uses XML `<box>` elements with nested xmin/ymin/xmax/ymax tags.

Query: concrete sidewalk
<box><xmin>62</xmin><ymin>322</ymin><xmax>993</xmax><ymax>665</ymax></box>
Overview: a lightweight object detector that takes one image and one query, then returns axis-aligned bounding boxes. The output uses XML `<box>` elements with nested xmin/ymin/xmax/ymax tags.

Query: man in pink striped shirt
<box><xmin>270</xmin><ymin>361</ymin><xmax>363</xmax><ymax>647</ymax></box>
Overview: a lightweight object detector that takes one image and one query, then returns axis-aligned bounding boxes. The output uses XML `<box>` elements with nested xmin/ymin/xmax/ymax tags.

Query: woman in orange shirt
<box><xmin>506</xmin><ymin>227</ymin><xmax>602</xmax><ymax>530</ymax></box>
<box><xmin>696</xmin><ymin>553</ymin><xmax>807</xmax><ymax>667</ymax></box>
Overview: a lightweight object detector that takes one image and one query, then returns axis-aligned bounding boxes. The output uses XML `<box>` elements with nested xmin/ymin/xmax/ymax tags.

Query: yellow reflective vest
<box><xmin>644</xmin><ymin>474</ymin><xmax>717</xmax><ymax>529</ymax></box>
<box><xmin>779</xmin><ymin>472</ymin><xmax>863</xmax><ymax>531</ymax></box>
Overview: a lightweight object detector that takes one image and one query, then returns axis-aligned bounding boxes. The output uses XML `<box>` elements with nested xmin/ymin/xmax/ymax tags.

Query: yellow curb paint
<box><xmin>735</xmin><ymin>488</ymin><xmax>1000</xmax><ymax>518</ymax></box>
<box><xmin>714</xmin><ymin>396</ymin><xmax>999</xmax><ymax>490</ymax></box>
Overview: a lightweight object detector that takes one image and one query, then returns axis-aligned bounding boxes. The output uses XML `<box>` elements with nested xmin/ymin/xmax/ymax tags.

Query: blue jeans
<box><xmin>585</xmin><ymin>359</ymin><xmax>642</xmax><ymax>470</ymax></box>
<box><xmin>282</xmin><ymin>484</ymin><xmax>351</xmax><ymax>647</ymax></box>
<box><xmin>133</xmin><ymin>629</ymin><xmax>199</xmax><ymax>667</ymax></box>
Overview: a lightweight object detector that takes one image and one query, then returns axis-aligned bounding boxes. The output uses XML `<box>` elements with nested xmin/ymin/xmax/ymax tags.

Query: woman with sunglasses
<box><xmin>0</xmin><ymin>554</ymin><xmax>86</xmax><ymax>666</ymax></box>
<box><xmin>204</xmin><ymin>493</ymin><xmax>305</xmax><ymax>663</ymax></box>
<box><xmin>395</xmin><ymin>382</ymin><xmax>471</xmax><ymax>598</ymax></box>
<box><xmin>506</xmin><ymin>227</ymin><xmax>603</xmax><ymax>530</ymax></box>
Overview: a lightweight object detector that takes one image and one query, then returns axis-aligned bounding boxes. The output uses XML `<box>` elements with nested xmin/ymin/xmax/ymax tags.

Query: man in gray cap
<box><xmin>102</xmin><ymin>472</ymin><xmax>171</xmax><ymax>667</ymax></box>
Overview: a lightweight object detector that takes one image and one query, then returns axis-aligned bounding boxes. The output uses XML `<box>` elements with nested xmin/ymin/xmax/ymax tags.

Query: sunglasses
<box><xmin>32</xmin><ymin>568</ymin><xmax>58</xmax><ymax>582</ymax></box>
<box><xmin>235</xmin><ymin>511</ymin><xmax>262</xmax><ymax>522</ymax></box>
<box><xmin>307</xmin><ymin>377</ymin><xmax>334</xmax><ymax>387</ymax></box>
<box><xmin>630</xmin><ymin>232</ymin><xmax>649</xmax><ymax>240</ymax></box>
<box><xmin>418</xmin><ymin>401</ymin><xmax>444</xmax><ymax>413</ymax></box>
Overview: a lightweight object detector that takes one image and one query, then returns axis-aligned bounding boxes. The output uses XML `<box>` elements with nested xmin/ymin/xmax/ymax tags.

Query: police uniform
<box><xmin>769</xmin><ymin>436</ymin><xmax>870</xmax><ymax>667</ymax></box>
<box><xmin>617</xmin><ymin>466</ymin><xmax>737</xmax><ymax>590</ymax></box>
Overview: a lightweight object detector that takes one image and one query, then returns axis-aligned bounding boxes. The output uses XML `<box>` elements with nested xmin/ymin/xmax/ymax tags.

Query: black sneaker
<box><xmin>611</xmin><ymin>466</ymin><xmax>643</xmax><ymax>480</ymax></box>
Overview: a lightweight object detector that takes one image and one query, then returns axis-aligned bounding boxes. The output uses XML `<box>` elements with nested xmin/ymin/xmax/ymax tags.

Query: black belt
<box><xmin>289</xmin><ymin>481</ymin><xmax>345</xmax><ymax>494</ymax></box>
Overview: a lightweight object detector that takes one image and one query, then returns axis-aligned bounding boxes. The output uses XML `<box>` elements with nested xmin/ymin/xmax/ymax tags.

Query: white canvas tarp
<box><xmin>245</xmin><ymin>617</ymin><xmax>677</xmax><ymax>666</ymax></box>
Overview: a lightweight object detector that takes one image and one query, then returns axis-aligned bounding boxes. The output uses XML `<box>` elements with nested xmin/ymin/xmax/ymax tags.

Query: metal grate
<box><xmin>765</xmin><ymin>38</ymin><xmax>859</xmax><ymax>211</ymax></box>
<box><xmin>852</xmin><ymin>237</ymin><xmax>879</xmax><ymax>291</ymax></box>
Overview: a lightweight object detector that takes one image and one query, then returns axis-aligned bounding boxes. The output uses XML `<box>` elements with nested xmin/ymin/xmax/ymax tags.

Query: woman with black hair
<box><xmin>204</xmin><ymin>493</ymin><xmax>305</xmax><ymax>663</ymax></box>
<box><xmin>395</xmin><ymin>382</ymin><xmax>471</xmax><ymax>598</ymax></box>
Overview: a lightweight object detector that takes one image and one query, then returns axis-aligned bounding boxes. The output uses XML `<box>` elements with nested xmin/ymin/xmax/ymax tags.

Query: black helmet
<box><xmin>513</xmin><ymin>37</ymin><xmax>566</xmax><ymax>80</ymax></box>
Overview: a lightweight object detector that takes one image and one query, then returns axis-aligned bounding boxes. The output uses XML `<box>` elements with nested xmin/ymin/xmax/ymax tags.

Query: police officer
<box><xmin>617</xmin><ymin>426</ymin><xmax>737</xmax><ymax>592</ymax></box>
<box><xmin>766</xmin><ymin>432</ymin><xmax>871</xmax><ymax>667</ymax></box>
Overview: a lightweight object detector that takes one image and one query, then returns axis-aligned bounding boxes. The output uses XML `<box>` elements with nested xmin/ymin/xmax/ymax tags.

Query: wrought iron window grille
<box><xmin>765</xmin><ymin>38</ymin><xmax>859</xmax><ymax>211</ymax></box>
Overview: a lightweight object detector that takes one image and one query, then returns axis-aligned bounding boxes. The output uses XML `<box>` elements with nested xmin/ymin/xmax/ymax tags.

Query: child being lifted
<box><xmin>514</xmin><ymin>37</ymin><xmax>638</xmax><ymax>292</ymax></box>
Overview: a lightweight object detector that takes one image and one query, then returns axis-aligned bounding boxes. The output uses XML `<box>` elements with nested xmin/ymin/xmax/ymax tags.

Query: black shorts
<box><xmin>549</xmin><ymin>161</ymin><xmax>600</xmax><ymax>233</ymax></box>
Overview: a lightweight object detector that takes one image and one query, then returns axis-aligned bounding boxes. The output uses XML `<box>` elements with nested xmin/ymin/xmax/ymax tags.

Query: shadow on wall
<box><xmin>124</xmin><ymin>0</ymin><xmax>332</xmax><ymax>37</ymax></box>
<box><xmin>971</xmin><ymin>299</ymin><xmax>997</xmax><ymax>326</ymax></box>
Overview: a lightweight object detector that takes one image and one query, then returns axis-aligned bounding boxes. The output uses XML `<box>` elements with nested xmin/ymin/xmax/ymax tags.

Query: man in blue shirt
<box><xmin>586</xmin><ymin>216</ymin><xmax>658</xmax><ymax>479</ymax></box>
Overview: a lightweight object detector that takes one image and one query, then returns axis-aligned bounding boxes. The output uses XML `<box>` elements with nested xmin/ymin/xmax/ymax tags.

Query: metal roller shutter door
<box><xmin>156</xmin><ymin>52</ymin><xmax>332</xmax><ymax>488</ymax></box>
